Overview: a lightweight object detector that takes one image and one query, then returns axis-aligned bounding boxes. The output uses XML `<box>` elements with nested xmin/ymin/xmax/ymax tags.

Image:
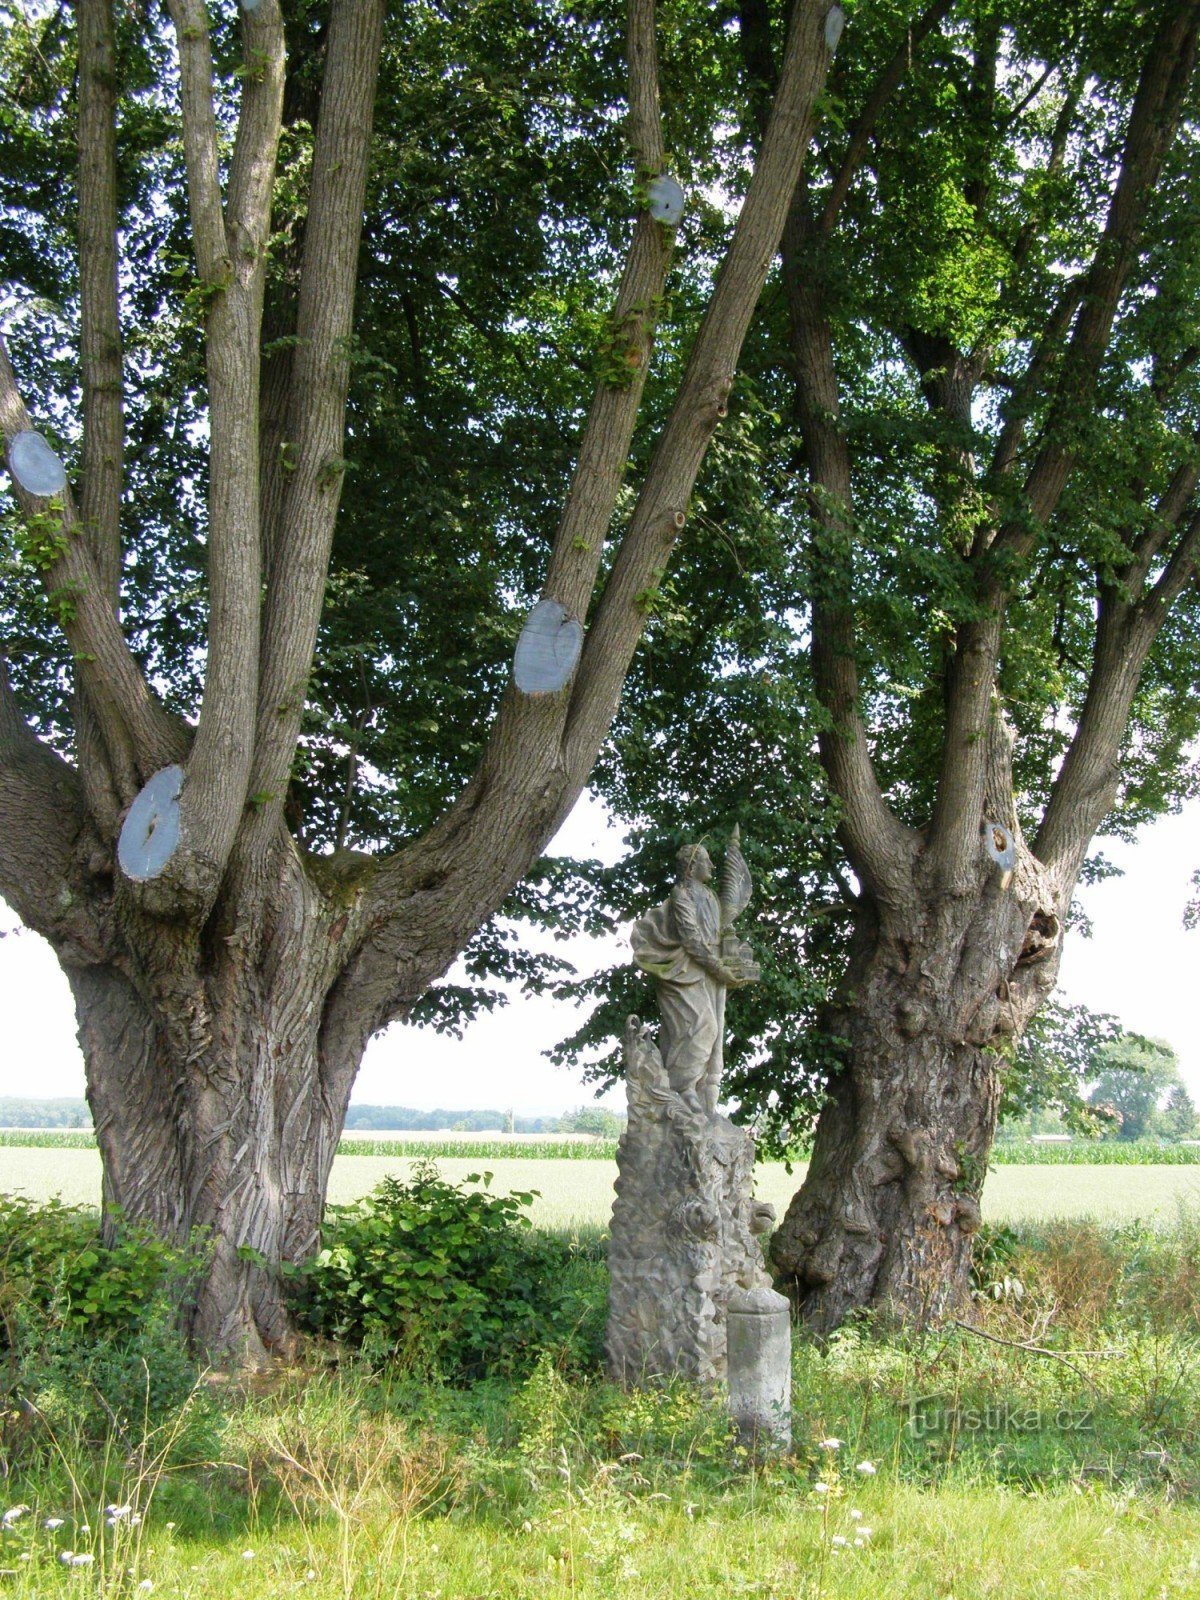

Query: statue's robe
<box><xmin>631</xmin><ymin>878</ymin><xmax>726</xmax><ymax>1108</ymax></box>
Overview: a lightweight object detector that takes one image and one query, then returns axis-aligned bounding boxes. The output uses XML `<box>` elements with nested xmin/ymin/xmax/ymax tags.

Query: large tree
<box><xmin>766</xmin><ymin>0</ymin><xmax>1200</xmax><ymax>1330</ymax></box>
<box><xmin>555</xmin><ymin>0</ymin><xmax>1200</xmax><ymax>1332</ymax></box>
<box><xmin>0</xmin><ymin>0</ymin><xmax>838</xmax><ymax>1359</ymax></box>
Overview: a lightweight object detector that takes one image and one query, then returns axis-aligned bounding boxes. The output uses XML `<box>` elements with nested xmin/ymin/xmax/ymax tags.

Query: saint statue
<box><xmin>630</xmin><ymin>828</ymin><xmax>760</xmax><ymax>1115</ymax></box>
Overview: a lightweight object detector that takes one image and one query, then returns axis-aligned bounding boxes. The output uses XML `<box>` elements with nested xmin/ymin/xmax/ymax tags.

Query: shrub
<box><xmin>293</xmin><ymin>1164</ymin><xmax>605</xmax><ymax>1379</ymax></box>
<box><xmin>0</xmin><ymin>1193</ymin><xmax>209</xmax><ymax>1463</ymax></box>
<box><xmin>0</xmin><ymin>1193</ymin><xmax>189</xmax><ymax>1345</ymax></box>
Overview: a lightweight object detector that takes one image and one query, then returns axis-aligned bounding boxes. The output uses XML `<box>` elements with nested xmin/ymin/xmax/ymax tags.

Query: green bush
<box><xmin>0</xmin><ymin>1193</ymin><xmax>208</xmax><ymax>1462</ymax></box>
<box><xmin>293</xmin><ymin>1163</ymin><xmax>606</xmax><ymax>1379</ymax></box>
<box><xmin>0</xmin><ymin>1193</ymin><xmax>189</xmax><ymax>1344</ymax></box>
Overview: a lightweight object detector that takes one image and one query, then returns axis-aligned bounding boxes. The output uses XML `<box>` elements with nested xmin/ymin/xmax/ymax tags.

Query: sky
<box><xmin>0</xmin><ymin>792</ymin><xmax>1198</xmax><ymax>1115</ymax></box>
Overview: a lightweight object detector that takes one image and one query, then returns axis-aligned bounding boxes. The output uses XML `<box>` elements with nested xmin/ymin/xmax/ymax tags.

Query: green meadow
<box><xmin>5</xmin><ymin>1144</ymin><xmax>1200</xmax><ymax>1228</ymax></box>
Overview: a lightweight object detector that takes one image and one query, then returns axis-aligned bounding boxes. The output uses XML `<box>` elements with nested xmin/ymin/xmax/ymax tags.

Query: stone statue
<box><xmin>630</xmin><ymin>831</ymin><xmax>760</xmax><ymax>1115</ymax></box>
<box><xmin>606</xmin><ymin>829</ymin><xmax>779</xmax><ymax>1388</ymax></box>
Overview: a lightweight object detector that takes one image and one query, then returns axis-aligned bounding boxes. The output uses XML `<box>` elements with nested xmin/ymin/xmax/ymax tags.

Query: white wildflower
<box><xmin>69</xmin><ymin>1552</ymin><xmax>95</xmax><ymax>1566</ymax></box>
<box><xmin>61</xmin><ymin>1552</ymin><xmax>75</xmax><ymax>1564</ymax></box>
<box><xmin>138</xmin><ymin>1582</ymin><xmax>154</xmax><ymax>1592</ymax></box>
<box><xmin>855</xmin><ymin>1460</ymin><xmax>877</xmax><ymax>1476</ymax></box>
<box><xmin>831</xmin><ymin>1535</ymin><xmax>848</xmax><ymax>1547</ymax></box>
<box><xmin>849</xmin><ymin>1509</ymin><xmax>863</xmax><ymax>1521</ymax></box>
<box><xmin>813</xmin><ymin>1482</ymin><xmax>830</xmax><ymax>1495</ymax></box>
<box><xmin>2</xmin><ymin>1505</ymin><xmax>30</xmax><ymax>1526</ymax></box>
<box><xmin>44</xmin><ymin>1517</ymin><xmax>65</xmax><ymax>1530</ymax></box>
<box><xmin>858</xmin><ymin>1527</ymin><xmax>873</xmax><ymax>1540</ymax></box>
<box><xmin>242</xmin><ymin>1549</ymin><xmax>256</xmax><ymax>1560</ymax></box>
<box><xmin>818</xmin><ymin>1437</ymin><xmax>843</xmax><ymax>1450</ymax></box>
<box><xmin>854</xmin><ymin>1537</ymin><xmax>865</xmax><ymax>1547</ymax></box>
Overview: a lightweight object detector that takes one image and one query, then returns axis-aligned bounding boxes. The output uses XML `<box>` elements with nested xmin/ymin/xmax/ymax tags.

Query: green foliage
<box><xmin>293</xmin><ymin>1164</ymin><xmax>604</xmax><ymax>1377</ymax></box>
<box><xmin>0</xmin><ymin>1193</ymin><xmax>189</xmax><ymax>1345</ymax></box>
<box><xmin>556</xmin><ymin>1105</ymin><xmax>625</xmax><ymax>1138</ymax></box>
<box><xmin>1000</xmin><ymin>997</ymin><xmax>1121</xmax><ymax>1134</ymax></box>
<box><xmin>1086</xmin><ymin>1033</ymin><xmax>1184</xmax><ymax>1140</ymax></box>
<box><xmin>0</xmin><ymin>1193</ymin><xmax>208</xmax><ymax>1463</ymax></box>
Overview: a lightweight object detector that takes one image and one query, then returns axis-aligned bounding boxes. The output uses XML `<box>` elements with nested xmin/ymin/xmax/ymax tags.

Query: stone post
<box><xmin>726</xmin><ymin>1286</ymin><xmax>792</xmax><ymax>1452</ymax></box>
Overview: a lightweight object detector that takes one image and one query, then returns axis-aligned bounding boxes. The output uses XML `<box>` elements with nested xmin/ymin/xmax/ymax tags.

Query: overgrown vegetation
<box><xmin>2</xmin><ymin>1189</ymin><xmax>1200</xmax><ymax>1596</ymax></box>
<box><xmin>292</xmin><ymin>1164</ymin><xmax>605</xmax><ymax>1378</ymax></box>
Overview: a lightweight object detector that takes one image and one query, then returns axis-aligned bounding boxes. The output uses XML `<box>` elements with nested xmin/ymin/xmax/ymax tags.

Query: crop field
<box><xmin>4</xmin><ymin>1145</ymin><xmax>1200</xmax><ymax>1229</ymax></box>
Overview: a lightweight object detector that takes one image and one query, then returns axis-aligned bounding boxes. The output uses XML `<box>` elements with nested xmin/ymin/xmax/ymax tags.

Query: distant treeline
<box><xmin>0</xmin><ymin>1097</ymin><xmax>623</xmax><ymax>1136</ymax></box>
<box><xmin>344</xmin><ymin>1106</ymin><xmax>558</xmax><ymax>1133</ymax></box>
<box><xmin>0</xmin><ymin>1097</ymin><xmax>92</xmax><ymax>1128</ymax></box>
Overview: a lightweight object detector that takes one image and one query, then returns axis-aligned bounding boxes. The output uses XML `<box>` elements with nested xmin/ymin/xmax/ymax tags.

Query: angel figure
<box><xmin>630</xmin><ymin>828</ymin><xmax>760</xmax><ymax>1115</ymax></box>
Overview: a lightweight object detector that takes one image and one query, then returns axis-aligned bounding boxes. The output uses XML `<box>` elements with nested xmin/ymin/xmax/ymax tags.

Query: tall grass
<box><xmin>4</xmin><ymin>1209</ymin><xmax>1200</xmax><ymax>1596</ymax></box>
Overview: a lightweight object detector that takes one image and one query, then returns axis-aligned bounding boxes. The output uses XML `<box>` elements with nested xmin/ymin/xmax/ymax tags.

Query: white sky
<box><xmin>0</xmin><ymin>792</ymin><xmax>1197</xmax><ymax>1114</ymax></box>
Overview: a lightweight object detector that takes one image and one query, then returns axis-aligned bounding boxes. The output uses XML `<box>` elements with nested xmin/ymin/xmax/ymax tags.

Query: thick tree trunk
<box><xmin>771</xmin><ymin>855</ymin><xmax>1062</xmax><ymax>1333</ymax></box>
<box><xmin>61</xmin><ymin>847</ymin><xmax>370</xmax><ymax>1363</ymax></box>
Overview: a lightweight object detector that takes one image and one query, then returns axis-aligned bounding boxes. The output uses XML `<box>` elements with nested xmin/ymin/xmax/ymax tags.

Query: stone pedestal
<box><xmin>605</xmin><ymin>1016</ymin><xmax>775</xmax><ymax>1386</ymax></box>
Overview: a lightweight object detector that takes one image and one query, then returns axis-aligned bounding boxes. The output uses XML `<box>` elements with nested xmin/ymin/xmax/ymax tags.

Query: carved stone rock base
<box><xmin>605</xmin><ymin>1016</ymin><xmax>775</xmax><ymax>1386</ymax></box>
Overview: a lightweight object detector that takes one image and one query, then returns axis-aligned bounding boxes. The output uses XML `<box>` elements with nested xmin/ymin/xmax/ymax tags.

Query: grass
<box><xmin>3</xmin><ymin>1472</ymin><xmax>1199</xmax><ymax>1597</ymax></box>
<box><xmin>6</xmin><ymin>1147</ymin><xmax>1200</xmax><ymax>1229</ymax></box>
<box><xmin>6</xmin><ymin>1206</ymin><xmax>1200</xmax><ymax>1598</ymax></box>
<box><xmin>5</xmin><ymin>1180</ymin><xmax>1200</xmax><ymax>1599</ymax></box>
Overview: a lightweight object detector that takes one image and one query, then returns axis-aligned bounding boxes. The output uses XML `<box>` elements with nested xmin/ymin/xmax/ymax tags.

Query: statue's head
<box><xmin>676</xmin><ymin>843</ymin><xmax>713</xmax><ymax>882</ymax></box>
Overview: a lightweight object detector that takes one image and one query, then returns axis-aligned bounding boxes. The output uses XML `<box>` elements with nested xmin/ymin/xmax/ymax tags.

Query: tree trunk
<box><xmin>63</xmin><ymin>846</ymin><xmax>368</xmax><ymax>1363</ymax></box>
<box><xmin>770</xmin><ymin>852</ymin><xmax>1062</xmax><ymax>1333</ymax></box>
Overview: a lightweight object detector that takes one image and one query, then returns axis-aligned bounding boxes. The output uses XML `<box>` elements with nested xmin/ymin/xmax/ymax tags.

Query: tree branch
<box><xmin>1035</xmin><ymin>598</ymin><xmax>1145</xmax><ymax>899</ymax></box>
<box><xmin>998</xmin><ymin>3</ymin><xmax>1200</xmax><ymax>551</ymax></box>
<box><xmin>538</xmin><ymin>0</ymin><xmax>671</xmax><ymax>622</ymax></box>
<box><xmin>159</xmin><ymin>0</ymin><xmax>285</xmax><ymax>911</ymax></box>
<box><xmin>1037</xmin><ymin>502</ymin><xmax>1200</xmax><ymax>895</ymax></box>
<box><xmin>784</xmin><ymin>186</ymin><xmax>918</xmax><ymax>899</ymax></box>
<box><xmin>931</xmin><ymin>6</ymin><xmax>1200</xmax><ymax>887</ymax></box>
<box><xmin>76</xmin><ymin>0</ymin><xmax>123</xmax><ymax>601</ymax></box>
<box><xmin>247</xmin><ymin>0</ymin><xmax>385</xmax><ymax>844</ymax></box>
<box><xmin>164</xmin><ymin>0</ymin><xmax>229</xmax><ymax>286</ymax></box>
<box><xmin>226</xmin><ymin>1</ymin><xmax>286</xmax><ymax>257</ymax></box>
<box><xmin>1141</xmin><ymin>506</ymin><xmax>1200</xmax><ymax>626</ymax></box>
<box><xmin>0</xmin><ymin>340</ymin><xmax>183</xmax><ymax>792</ymax></box>
<box><xmin>0</xmin><ymin>653</ymin><xmax>108</xmax><ymax>964</ymax></box>
<box><xmin>820</xmin><ymin>0</ymin><xmax>955</xmax><ymax>234</ymax></box>
<box><xmin>1123</xmin><ymin>429</ymin><xmax>1200</xmax><ymax>597</ymax></box>
<box><xmin>563</xmin><ymin>0</ymin><xmax>836</xmax><ymax>781</ymax></box>
<box><xmin>341</xmin><ymin>0</ymin><xmax>837</xmax><ymax>1033</ymax></box>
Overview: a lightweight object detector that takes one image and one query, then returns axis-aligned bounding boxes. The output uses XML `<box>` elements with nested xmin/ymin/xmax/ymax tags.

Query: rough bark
<box><xmin>64</xmin><ymin>840</ymin><xmax>356</xmax><ymax>1360</ymax></box>
<box><xmin>771</xmin><ymin>817</ymin><xmax>1062</xmax><ymax>1332</ymax></box>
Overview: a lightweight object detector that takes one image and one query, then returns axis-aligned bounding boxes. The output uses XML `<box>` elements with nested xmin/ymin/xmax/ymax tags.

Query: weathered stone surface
<box><xmin>727</xmin><ymin>1286</ymin><xmax>792</xmax><ymax>1452</ymax></box>
<box><xmin>606</xmin><ymin>831</ymin><xmax>775</xmax><ymax>1387</ymax></box>
<box><xmin>605</xmin><ymin>1017</ymin><xmax>775</xmax><ymax>1384</ymax></box>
